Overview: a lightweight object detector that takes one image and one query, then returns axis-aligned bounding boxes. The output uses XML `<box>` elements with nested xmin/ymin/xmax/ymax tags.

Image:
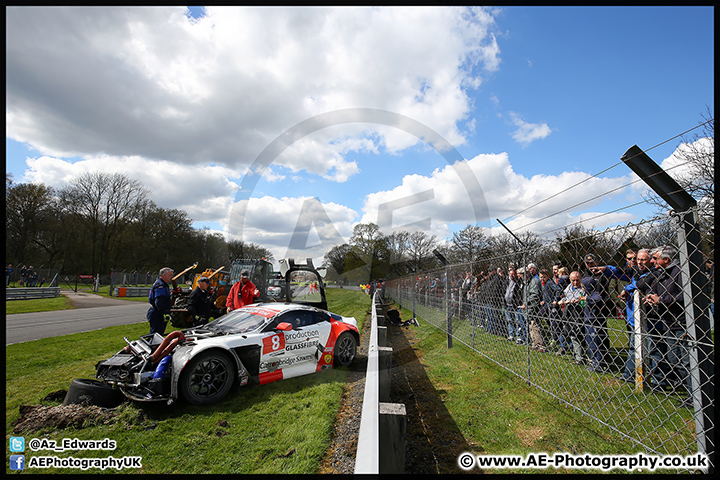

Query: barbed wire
<box><xmin>490</xmin><ymin>118</ymin><xmax>714</xmax><ymax>231</ymax></box>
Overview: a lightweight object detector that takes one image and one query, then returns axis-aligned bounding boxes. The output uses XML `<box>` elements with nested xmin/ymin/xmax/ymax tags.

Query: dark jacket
<box><xmin>581</xmin><ymin>269</ymin><xmax>611</xmax><ymax>317</ymax></box>
<box><xmin>646</xmin><ymin>261</ymin><xmax>685</xmax><ymax>331</ymax></box>
<box><xmin>489</xmin><ymin>274</ymin><xmax>507</xmax><ymax>307</ymax></box>
<box><xmin>188</xmin><ymin>286</ymin><xmax>212</xmax><ymax>320</ymax></box>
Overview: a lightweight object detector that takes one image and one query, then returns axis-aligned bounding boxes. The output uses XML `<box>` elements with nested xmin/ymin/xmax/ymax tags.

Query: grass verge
<box><xmin>394</xmin><ymin>304</ymin><xmax>700</xmax><ymax>474</ymax></box>
<box><xmin>5</xmin><ymin>296</ymin><xmax>76</xmax><ymax>314</ymax></box>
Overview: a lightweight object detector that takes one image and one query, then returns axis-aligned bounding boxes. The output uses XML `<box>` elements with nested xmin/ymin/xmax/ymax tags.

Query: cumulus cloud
<box><xmin>229</xmin><ymin>195</ymin><xmax>358</xmax><ymax>262</ymax></box>
<box><xmin>24</xmin><ymin>154</ymin><xmax>243</xmax><ymax>224</ymax></box>
<box><xmin>509</xmin><ymin>112</ymin><xmax>552</xmax><ymax>146</ymax></box>
<box><xmin>6</xmin><ymin>6</ymin><xmax>501</xmax><ymax>177</ymax></box>
<box><xmin>360</xmin><ymin>152</ymin><xmax>635</xmax><ymax>241</ymax></box>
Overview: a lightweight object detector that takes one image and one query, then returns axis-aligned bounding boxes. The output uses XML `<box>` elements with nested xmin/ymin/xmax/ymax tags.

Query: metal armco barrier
<box><xmin>5</xmin><ymin>287</ymin><xmax>61</xmax><ymax>300</ymax></box>
<box><xmin>113</xmin><ymin>287</ymin><xmax>151</xmax><ymax>297</ymax></box>
<box><xmin>355</xmin><ymin>292</ymin><xmax>407</xmax><ymax>474</ymax></box>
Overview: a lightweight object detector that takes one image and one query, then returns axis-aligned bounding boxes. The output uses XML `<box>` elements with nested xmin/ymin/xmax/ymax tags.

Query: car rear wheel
<box><xmin>180</xmin><ymin>351</ymin><xmax>235</xmax><ymax>406</ymax></box>
<box><xmin>333</xmin><ymin>332</ymin><xmax>357</xmax><ymax>367</ymax></box>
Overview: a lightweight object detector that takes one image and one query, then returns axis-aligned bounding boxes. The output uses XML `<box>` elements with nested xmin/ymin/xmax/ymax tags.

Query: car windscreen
<box><xmin>207</xmin><ymin>309</ymin><xmax>273</xmax><ymax>334</ymax></box>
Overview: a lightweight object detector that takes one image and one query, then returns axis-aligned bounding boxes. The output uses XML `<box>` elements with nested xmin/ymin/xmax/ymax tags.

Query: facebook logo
<box><xmin>10</xmin><ymin>454</ymin><xmax>25</xmax><ymax>470</ymax></box>
<box><xmin>10</xmin><ymin>436</ymin><xmax>25</xmax><ymax>452</ymax></box>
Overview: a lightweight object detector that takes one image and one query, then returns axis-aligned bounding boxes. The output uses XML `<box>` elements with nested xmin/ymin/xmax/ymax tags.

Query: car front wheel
<box><xmin>180</xmin><ymin>351</ymin><xmax>235</xmax><ymax>406</ymax></box>
<box><xmin>333</xmin><ymin>332</ymin><xmax>357</xmax><ymax>367</ymax></box>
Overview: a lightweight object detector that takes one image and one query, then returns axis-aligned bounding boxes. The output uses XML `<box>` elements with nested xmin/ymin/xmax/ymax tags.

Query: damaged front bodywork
<box><xmin>95</xmin><ymin>329</ymin><xmax>250</xmax><ymax>405</ymax></box>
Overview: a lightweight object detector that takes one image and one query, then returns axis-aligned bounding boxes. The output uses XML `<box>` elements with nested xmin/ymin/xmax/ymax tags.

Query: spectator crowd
<box><xmin>394</xmin><ymin>246</ymin><xmax>714</xmax><ymax>409</ymax></box>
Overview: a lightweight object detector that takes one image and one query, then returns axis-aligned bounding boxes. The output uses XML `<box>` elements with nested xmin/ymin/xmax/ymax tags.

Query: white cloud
<box><xmin>24</xmin><ymin>154</ymin><xmax>243</xmax><ymax>224</ymax></box>
<box><xmin>228</xmin><ymin>195</ymin><xmax>358</xmax><ymax>262</ymax></box>
<box><xmin>6</xmin><ymin>6</ymin><xmax>501</xmax><ymax>180</ymax></box>
<box><xmin>509</xmin><ymin>112</ymin><xmax>552</xmax><ymax>146</ymax></box>
<box><xmin>360</xmin><ymin>152</ymin><xmax>635</xmax><ymax>241</ymax></box>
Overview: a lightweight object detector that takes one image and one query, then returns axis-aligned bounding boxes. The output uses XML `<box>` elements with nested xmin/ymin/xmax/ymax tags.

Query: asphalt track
<box><xmin>5</xmin><ymin>290</ymin><xmax>149</xmax><ymax>345</ymax></box>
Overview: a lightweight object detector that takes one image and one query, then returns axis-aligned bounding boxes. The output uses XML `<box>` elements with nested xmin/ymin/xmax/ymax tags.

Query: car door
<box><xmin>256</xmin><ymin>316</ymin><xmax>291</xmax><ymax>384</ymax></box>
<box><xmin>275</xmin><ymin>310</ymin><xmax>332</xmax><ymax>378</ymax></box>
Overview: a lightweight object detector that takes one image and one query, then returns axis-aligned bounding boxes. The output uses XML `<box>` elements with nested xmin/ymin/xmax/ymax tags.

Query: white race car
<box><xmin>94</xmin><ymin>258</ymin><xmax>359</xmax><ymax>406</ymax></box>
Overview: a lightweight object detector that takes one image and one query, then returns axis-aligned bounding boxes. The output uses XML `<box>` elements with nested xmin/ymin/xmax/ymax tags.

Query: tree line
<box><xmin>5</xmin><ymin>172</ymin><xmax>272</xmax><ymax>275</ymax></box>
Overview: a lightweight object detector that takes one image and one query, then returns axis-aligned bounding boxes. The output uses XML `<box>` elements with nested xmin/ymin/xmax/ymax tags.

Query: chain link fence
<box><xmin>385</xmin><ymin>209</ymin><xmax>714</xmax><ymax>464</ymax></box>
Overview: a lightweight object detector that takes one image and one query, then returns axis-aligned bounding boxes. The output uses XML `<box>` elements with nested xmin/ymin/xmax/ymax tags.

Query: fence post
<box><xmin>622</xmin><ymin>145</ymin><xmax>714</xmax><ymax>464</ymax></box>
<box><xmin>379</xmin><ymin>402</ymin><xmax>406</xmax><ymax>474</ymax></box>
<box><xmin>633</xmin><ymin>290</ymin><xmax>649</xmax><ymax>392</ymax></box>
<box><xmin>445</xmin><ymin>265</ymin><xmax>452</xmax><ymax>348</ymax></box>
<box><xmin>675</xmin><ymin>208</ymin><xmax>714</xmax><ymax>463</ymax></box>
<box><xmin>378</xmin><ymin>346</ymin><xmax>393</xmax><ymax>403</ymax></box>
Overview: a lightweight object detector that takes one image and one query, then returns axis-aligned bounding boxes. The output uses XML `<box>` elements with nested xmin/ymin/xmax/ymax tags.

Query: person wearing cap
<box><xmin>581</xmin><ymin>253</ymin><xmax>612</xmax><ymax>373</ymax></box>
<box><xmin>188</xmin><ymin>277</ymin><xmax>213</xmax><ymax>326</ymax></box>
<box><xmin>593</xmin><ymin>249</ymin><xmax>646</xmax><ymax>383</ymax></box>
<box><xmin>226</xmin><ymin>269</ymin><xmax>260</xmax><ymax>312</ymax></box>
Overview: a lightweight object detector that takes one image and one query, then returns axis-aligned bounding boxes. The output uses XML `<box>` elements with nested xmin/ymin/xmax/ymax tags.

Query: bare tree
<box><xmin>60</xmin><ymin>172</ymin><xmax>149</xmax><ymax>273</ymax></box>
<box><xmin>647</xmin><ymin>108</ymin><xmax>714</xmax><ymax>228</ymax></box>
<box><xmin>450</xmin><ymin>224</ymin><xmax>488</xmax><ymax>264</ymax></box>
<box><xmin>6</xmin><ymin>182</ymin><xmax>57</xmax><ymax>263</ymax></box>
<box><xmin>407</xmin><ymin>230</ymin><xmax>438</xmax><ymax>272</ymax></box>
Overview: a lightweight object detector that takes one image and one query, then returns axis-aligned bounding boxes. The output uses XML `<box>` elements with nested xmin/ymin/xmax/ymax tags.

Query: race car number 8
<box><xmin>263</xmin><ymin>334</ymin><xmax>286</xmax><ymax>354</ymax></box>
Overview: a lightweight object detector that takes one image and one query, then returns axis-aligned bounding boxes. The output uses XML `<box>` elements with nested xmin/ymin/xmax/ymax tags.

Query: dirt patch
<box><xmin>516</xmin><ymin>424</ymin><xmax>546</xmax><ymax>447</ymax></box>
<box><xmin>61</xmin><ymin>289</ymin><xmax>139</xmax><ymax>309</ymax></box>
<box><xmin>12</xmin><ymin>404</ymin><xmax>119</xmax><ymax>433</ymax></box>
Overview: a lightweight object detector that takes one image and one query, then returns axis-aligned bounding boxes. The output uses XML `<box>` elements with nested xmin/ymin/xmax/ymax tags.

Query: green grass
<box><xmin>5</xmin><ymin>296</ymin><xmax>76</xmax><ymax>314</ymax></box>
<box><xmin>396</xmin><ymin>304</ymin><xmax>700</xmax><ymax>474</ymax></box>
<box><xmin>5</xmin><ymin>288</ymin><xmax>371</xmax><ymax>475</ymax></box>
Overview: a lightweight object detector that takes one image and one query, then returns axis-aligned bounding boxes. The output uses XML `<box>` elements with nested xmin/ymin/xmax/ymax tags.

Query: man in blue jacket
<box><xmin>147</xmin><ymin>267</ymin><xmax>174</xmax><ymax>335</ymax></box>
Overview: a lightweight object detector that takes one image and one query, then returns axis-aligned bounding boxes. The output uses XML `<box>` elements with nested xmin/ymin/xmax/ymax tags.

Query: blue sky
<box><xmin>6</xmin><ymin>6</ymin><xmax>714</xmax><ymax>264</ymax></box>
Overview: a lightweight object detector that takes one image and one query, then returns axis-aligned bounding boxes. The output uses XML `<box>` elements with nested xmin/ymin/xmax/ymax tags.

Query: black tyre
<box><xmin>333</xmin><ymin>332</ymin><xmax>357</xmax><ymax>367</ymax></box>
<box><xmin>180</xmin><ymin>351</ymin><xmax>235</xmax><ymax>406</ymax></box>
<box><xmin>63</xmin><ymin>379</ymin><xmax>125</xmax><ymax>408</ymax></box>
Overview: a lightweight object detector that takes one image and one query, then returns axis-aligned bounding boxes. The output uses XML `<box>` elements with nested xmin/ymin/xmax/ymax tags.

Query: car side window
<box><xmin>261</xmin><ymin>317</ymin><xmax>281</xmax><ymax>332</ymax></box>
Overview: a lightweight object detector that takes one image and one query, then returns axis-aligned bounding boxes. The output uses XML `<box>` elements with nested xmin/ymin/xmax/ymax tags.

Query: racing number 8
<box><xmin>263</xmin><ymin>333</ymin><xmax>286</xmax><ymax>354</ymax></box>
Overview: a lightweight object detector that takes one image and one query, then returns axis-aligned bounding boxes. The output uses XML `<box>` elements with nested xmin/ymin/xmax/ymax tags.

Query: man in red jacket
<box><xmin>226</xmin><ymin>269</ymin><xmax>259</xmax><ymax>312</ymax></box>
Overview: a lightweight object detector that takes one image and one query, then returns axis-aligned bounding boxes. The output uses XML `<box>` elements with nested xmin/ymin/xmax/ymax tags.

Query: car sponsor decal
<box><xmin>260</xmin><ymin>353</ymin><xmax>314</xmax><ymax>371</ymax></box>
<box><xmin>285</xmin><ymin>340</ymin><xmax>318</xmax><ymax>351</ymax></box>
<box><xmin>245</xmin><ymin>306</ymin><xmax>282</xmax><ymax>318</ymax></box>
<box><xmin>262</xmin><ymin>333</ymin><xmax>286</xmax><ymax>355</ymax></box>
<box><xmin>258</xmin><ymin>369</ymin><xmax>283</xmax><ymax>385</ymax></box>
<box><xmin>284</xmin><ymin>329</ymin><xmax>320</xmax><ymax>341</ymax></box>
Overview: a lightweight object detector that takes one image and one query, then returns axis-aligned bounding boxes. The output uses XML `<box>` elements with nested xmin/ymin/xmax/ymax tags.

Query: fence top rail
<box><xmin>354</xmin><ymin>291</ymin><xmax>380</xmax><ymax>474</ymax></box>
